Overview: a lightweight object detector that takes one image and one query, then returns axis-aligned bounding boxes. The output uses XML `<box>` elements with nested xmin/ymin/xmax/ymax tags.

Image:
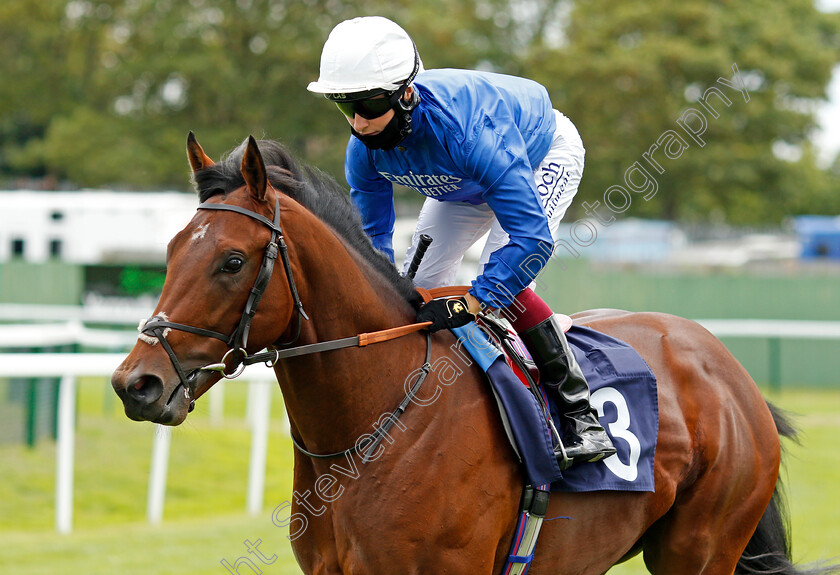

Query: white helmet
<box><xmin>307</xmin><ymin>16</ymin><xmax>423</xmax><ymax>96</ymax></box>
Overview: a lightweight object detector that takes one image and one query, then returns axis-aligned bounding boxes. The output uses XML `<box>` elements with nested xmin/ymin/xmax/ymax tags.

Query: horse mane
<box><xmin>192</xmin><ymin>138</ymin><xmax>423</xmax><ymax>310</ymax></box>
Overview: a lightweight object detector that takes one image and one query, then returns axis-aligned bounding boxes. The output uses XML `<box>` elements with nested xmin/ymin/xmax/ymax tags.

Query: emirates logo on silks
<box><xmin>378</xmin><ymin>171</ymin><xmax>463</xmax><ymax>197</ymax></box>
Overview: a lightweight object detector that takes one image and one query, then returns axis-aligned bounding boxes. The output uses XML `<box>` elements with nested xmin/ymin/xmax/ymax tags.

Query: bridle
<box><xmin>138</xmin><ymin>192</ymin><xmax>435</xmax><ymax>459</ymax></box>
<box><xmin>140</xmin><ymin>195</ymin><xmax>308</xmax><ymax>388</ymax></box>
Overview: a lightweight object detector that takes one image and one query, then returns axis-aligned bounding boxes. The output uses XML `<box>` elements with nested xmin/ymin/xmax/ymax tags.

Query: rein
<box><xmin>281</xmin><ymin>286</ymin><xmax>470</xmax><ymax>459</ymax></box>
<box><xmin>205</xmin><ymin>320</ymin><xmax>433</xmax><ymax>373</ymax></box>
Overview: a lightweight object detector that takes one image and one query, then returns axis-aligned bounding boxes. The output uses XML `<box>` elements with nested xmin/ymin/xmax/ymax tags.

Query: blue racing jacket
<box><xmin>345</xmin><ymin>68</ymin><xmax>557</xmax><ymax>307</ymax></box>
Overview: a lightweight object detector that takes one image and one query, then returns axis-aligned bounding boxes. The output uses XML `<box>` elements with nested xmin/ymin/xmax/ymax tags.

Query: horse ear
<box><xmin>186</xmin><ymin>131</ymin><xmax>215</xmax><ymax>173</ymax></box>
<box><xmin>241</xmin><ymin>135</ymin><xmax>268</xmax><ymax>202</ymax></box>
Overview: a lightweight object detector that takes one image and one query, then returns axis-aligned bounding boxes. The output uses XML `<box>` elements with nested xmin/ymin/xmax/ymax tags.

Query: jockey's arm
<box><xmin>464</xmin><ymin>135</ymin><xmax>553</xmax><ymax>312</ymax></box>
<box><xmin>346</xmin><ymin>143</ymin><xmax>397</xmax><ymax>262</ymax></box>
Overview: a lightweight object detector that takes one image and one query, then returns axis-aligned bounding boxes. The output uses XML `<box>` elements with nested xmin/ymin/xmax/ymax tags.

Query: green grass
<box><xmin>767</xmin><ymin>389</ymin><xmax>840</xmax><ymax>563</ymax></box>
<box><xmin>0</xmin><ymin>377</ymin><xmax>295</xmax><ymax>531</ymax></box>
<box><xmin>609</xmin><ymin>388</ymin><xmax>840</xmax><ymax>575</ymax></box>
<box><xmin>1</xmin><ymin>381</ymin><xmax>838</xmax><ymax>574</ymax></box>
<box><xmin>0</xmin><ymin>514</ymin><xmax>301</xmax><ymax>575</ymax></box>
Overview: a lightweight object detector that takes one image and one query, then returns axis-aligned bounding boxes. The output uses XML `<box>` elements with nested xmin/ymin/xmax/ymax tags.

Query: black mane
<box><xmin>192</xmin><ymin>138</ymin><xmax>422</xmax><ymax>309</ymax></box>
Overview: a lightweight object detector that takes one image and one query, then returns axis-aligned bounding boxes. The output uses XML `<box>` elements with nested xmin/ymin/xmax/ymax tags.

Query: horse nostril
<box><xmin>126</xmin><ymin>374</ymin><xmax>164</xmax><ymax>405</ymax></box>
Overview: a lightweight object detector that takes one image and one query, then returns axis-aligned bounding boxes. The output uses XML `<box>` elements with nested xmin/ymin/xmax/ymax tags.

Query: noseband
<box><xmin>140</xmin><ymin>196</ymin><xmax>308</xmax><ymax>389</ymax></box>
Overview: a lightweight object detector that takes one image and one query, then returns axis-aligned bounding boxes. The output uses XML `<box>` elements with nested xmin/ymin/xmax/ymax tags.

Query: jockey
<box><xmin>308</xmin><ymin>16</ymin><xmax>615</xmax><ymax>469</ymax></box>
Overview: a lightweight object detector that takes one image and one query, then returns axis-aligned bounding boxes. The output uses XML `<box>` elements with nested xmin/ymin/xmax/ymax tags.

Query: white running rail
<box><xmin>3</xmin><ymin>318</ymin><xmax>840</xmax><ymax>533</ymax></box>
<box><xmin>0</xmin><ymin>352</ymin><xmax>279</xmax><ymax>533</ymax></box>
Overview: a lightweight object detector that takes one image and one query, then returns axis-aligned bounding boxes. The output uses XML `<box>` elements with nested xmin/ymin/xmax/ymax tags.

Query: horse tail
<box><xmin>735</xmin><ymin>401</ymin><xmax>840</xmax><ymax>575</ymax></box>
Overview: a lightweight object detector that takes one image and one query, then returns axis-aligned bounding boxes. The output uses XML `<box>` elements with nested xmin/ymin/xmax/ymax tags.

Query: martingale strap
<box><xmin>289</xmin><ymin>331</ymin><xmax>433</xmax><ymax>461</ymax></box>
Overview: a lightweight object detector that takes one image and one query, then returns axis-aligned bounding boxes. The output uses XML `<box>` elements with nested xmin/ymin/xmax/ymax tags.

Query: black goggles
<box><xmin>327</xmin><ymin>92</ymin><xmax>399</xmax><ymax>120</ymax></box>
<box><xmin>333</xmin><ymin>96</ymin><xmax>394</xmax><ymax>120</ymax></box>
<box><xmin>327</xmin><ymin>86</ymin><xmax>407</xmax><ymax>120</ymax></box>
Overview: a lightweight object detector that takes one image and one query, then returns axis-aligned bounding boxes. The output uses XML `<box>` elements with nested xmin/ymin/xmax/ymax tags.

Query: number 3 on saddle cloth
<box><xmin>451</xmin><ymin>316</ymin><xmax>659</xmax><ymax>492</ymax></box>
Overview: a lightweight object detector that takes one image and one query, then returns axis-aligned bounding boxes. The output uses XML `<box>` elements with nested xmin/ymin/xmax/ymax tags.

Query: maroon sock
<box><xmin>507</xmin><ymin>288</ymin><xmax>554</xmax><ymax>333</ymax></box>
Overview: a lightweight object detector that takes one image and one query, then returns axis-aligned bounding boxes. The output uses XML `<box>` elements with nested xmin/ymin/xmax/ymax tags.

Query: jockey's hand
<box><xmin>416</xmin><ymin>297</ymin><xmax>475</xmax><ymax>332</ymax></box>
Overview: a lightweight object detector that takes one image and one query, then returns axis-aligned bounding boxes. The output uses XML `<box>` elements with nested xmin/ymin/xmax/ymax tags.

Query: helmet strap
<box><xmin>388</xmin><ymin>42</ymin><xmax>421</xmax><ymax>111</ymax></box>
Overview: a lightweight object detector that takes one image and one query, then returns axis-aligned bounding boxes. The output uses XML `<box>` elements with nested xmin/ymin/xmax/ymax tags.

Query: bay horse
<box><xmin>112</xmin><ymin>134</ymin><xmax>836</xmax><ymax>575</ymax></box>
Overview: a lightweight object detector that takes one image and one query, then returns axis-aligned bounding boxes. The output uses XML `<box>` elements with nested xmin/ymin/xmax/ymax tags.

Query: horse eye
<box><xmin>221</xmin><ymin>255</ymin><xmax>244</xmax><ymax>273</ymax></box>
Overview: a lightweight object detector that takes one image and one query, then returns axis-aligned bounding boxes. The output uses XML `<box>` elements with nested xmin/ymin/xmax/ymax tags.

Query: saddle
<box><xmin>417</xmin><ymin>287</ymin><xmax>658</xmax><ymax>574</ymax></box>
<box><xmin>418</xmin><ymin>288</ymin><xmax>658</xmax><ymax>486</ymax></box>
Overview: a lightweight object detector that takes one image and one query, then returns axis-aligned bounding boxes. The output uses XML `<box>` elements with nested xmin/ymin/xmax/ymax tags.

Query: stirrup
<box><xmin>553</xmin><ymin>439</ymin><xmax>573</xmax><ymax>471</ymax></box>
<box><xmin>554</xmin><ymin>432</ymin><xmax>616</xmax><ymax>470</ymax></box>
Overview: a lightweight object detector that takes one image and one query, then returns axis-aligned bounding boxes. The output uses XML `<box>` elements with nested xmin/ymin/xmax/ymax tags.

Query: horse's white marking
<box><xmin>137</xmin><ymin>312</ymin><xmax>170</xmax><ymax>345</ymax></box>
<box><xmin>191</xmin><ymin>223</ymin><xmax>209</xmax><ymax>241</ymax></box>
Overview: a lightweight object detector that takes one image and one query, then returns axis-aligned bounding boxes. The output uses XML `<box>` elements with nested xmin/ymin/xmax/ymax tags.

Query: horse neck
<box><xmin>273</xmin><ymin>205</ymin><xmax>425</xmax><ymax>452</ymax></box>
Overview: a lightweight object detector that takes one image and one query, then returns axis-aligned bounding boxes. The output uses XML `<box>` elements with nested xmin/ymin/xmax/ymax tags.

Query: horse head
<box><xmin>111</xmin><ymin>133</ymin><xmax>300</xmax><ymax>425</ymax></box>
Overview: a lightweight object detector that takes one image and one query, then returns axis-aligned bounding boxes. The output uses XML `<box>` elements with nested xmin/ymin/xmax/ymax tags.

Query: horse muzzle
<box><xmin>111</xmin><ymin>361</ymin><xmax>200</xmax><ymax>425</ymax></box>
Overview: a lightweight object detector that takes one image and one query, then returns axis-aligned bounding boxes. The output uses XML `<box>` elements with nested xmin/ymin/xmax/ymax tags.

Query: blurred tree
<box><xmin>530</xmin><ymin>0</ymin><xmax>840</xmax><ymax>224</ymax></box>
<box><xmin>0</xmin><ymin>0</ymin><xmax>103</xmax><ymax>180</ymax></box>
<box><xmin>1</xmin><ymin>0</ymin><xmax>513</xmax><ymax>192</ymax></box>
<box><xmin>0</xmin><ymin>0</ymin><xmax>838</xmax><ymax>223</ymax></box>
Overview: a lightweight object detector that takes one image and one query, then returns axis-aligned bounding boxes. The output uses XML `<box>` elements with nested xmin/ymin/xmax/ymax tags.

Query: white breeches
<box><xmin>403</xmin><ymin>110</ymin><xmax>585</xmax><ymax>289</ymax></box>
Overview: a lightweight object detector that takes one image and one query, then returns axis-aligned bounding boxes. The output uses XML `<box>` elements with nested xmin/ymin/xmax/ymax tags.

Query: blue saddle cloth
<box><xmin>452</xmin><ymin>321</ymin><xmax>658</xmax><ymax>492</ymax></box>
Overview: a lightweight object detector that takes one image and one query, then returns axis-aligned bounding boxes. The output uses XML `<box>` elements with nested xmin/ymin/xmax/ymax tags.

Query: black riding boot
<box><xmin>519</xmin><ymin>315</ymin><xmax>616</xmax><ymax>470</ymax></box>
